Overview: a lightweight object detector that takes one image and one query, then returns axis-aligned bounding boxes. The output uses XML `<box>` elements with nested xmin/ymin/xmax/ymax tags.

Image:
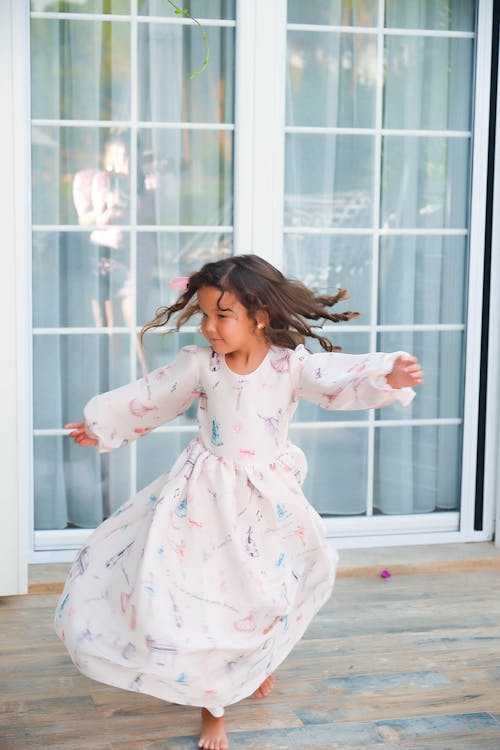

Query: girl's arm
<box><xmin>293</xmin><ymin>346</ymin><xmax>423</xmax><ymax>411</ymax></box>
<box><xmin>66</xmin><ymin>346</ymin><xmax>200</xmax><ymax>452</ymax></box>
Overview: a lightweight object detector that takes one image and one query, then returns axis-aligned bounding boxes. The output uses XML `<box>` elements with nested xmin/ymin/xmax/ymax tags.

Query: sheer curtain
<box><xmin>31</xmin><ymin>5</ymin><xmax>235</xmax><ymax>530</ymax></box>
<box><xmin>284</xmin><ymin>0</ymin><xmax>474</xmax><ymax>516</ymax></box>
<box><xmin>32</xmin><ymin>17</ymin><xmax>132</xmax><ymax>529</ymax></box>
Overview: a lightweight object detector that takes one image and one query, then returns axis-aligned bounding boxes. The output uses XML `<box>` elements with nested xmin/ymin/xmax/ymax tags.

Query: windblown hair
<box><xmin>141</xmin><ymin>254</ymin><xmax>359</xmax><ymax>352</ymax></box>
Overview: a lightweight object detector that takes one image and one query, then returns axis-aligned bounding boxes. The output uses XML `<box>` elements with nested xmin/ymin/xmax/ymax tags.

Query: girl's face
<box><xmin>198</xmin><ymin>286</ymin><xmax>265</xmax><ymax>355</ymax></box>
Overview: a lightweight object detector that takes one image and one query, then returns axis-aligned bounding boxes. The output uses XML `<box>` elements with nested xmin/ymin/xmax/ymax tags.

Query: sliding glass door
<box><xmin>29</xmin><ymin>0</ymin><xmax>490</xmax><ymax>556</ymax></box>
<box><xmin>283</xmin><ymin>0</ymin><xmax>478</xmax><ymax>537</ymax></box>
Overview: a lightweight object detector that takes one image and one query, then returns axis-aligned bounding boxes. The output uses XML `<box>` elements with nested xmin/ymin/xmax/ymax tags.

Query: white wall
<box><xmin>0</xmin><ymin>2</ymin><xmax>30</xmax><ymax>595</ymax></box>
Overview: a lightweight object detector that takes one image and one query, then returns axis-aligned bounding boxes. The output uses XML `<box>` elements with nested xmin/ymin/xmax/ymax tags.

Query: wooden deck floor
<box><xmin>2</xmin><ymin>564</ymin><xmax>500</xmax><ymax>749</ymax></box>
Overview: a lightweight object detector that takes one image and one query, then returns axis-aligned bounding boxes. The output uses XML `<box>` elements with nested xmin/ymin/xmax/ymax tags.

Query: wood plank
<box><xmin>2</xmin><ymin>570</ymin><xmax>500</xmax><ymax>748</ymax></box>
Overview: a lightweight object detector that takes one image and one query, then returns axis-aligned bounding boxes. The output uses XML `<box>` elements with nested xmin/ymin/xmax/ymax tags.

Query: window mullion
<box><xmin>234</xmin><ymin>0</ymin><xmax>286</xmax><ymax>264</ymax></box>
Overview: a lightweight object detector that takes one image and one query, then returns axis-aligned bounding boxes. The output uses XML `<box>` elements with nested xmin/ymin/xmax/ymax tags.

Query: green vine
<box><xmin>167</xmin><ymin>1</ymin><xmax>210</xmax><ymax>79</ymax></box>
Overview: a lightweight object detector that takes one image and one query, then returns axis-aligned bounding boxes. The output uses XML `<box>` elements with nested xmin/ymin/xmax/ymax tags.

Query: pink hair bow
<box><xmin>169</xmin><ymin>276</ymin><xmax>190</xmax><ymax>292</ymax></box>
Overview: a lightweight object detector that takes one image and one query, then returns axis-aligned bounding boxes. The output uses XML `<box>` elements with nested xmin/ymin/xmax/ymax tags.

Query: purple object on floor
<box><xmin>380</xmin><ymin>569</ymin><xmax>392</xmax><ymax>579</ymax></box>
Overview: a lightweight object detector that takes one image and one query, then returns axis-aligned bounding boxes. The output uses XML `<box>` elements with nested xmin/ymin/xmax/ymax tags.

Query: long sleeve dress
<box><xmin>54</xmin><ymin>344</ymin><xmax>414</xmax><ymax>716</ymax></box>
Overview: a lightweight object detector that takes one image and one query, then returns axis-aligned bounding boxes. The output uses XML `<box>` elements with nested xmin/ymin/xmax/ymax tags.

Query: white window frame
<box><xmin>0</xmin><ymin>1</ymin><xmax>494</xmax><ymax>576</ymax></box>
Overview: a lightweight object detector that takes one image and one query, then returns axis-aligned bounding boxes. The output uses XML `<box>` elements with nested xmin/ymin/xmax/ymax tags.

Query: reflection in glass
<box><xmin>384</xmin><ymin>36</ymin><xmax>473</xmax><ymax>131</ymax></box>
<box><xmin>288</xmin><ymin>0</ymin><xmax>378</xmax><ymax>27</ymax></box>
<box><xmin>34</xmin><ymin>436</ymin><xmax>132</xmax><ymax>530</ymax></box>
<box><xmin>376</xmin><ymin>331</ymin><xmax>464</xmax><ymax>421</ymax></box>
<box><xmin>291</xmin><ymin>426</ymin><xmax>368</xmax><ymax>514</ymax></box>
<box><xmin>137</xmin><ymin>129</ymin><xmax>233</xmax><ymax>226</ymax></box>
<box><xmin>385</xmin><ymin>0</ymin><xmax>476</xmax><ymax>31</ymax></box>
<box><xmin>378</xmin><ymin>235</ymin><xmax>467</xmax><ymax>325</ymax></box>
<box><xmin>136</xmin><ymin>232</ymin><xmax>232</xmax><ymax>326</ymax></box>
<box><xmin>380</xmin><ymin>136</ymin><xmax>470</xmax><ymax>228</ymax></box>
<box><xmin>30</xmin><ymin>4</ymin><xmax>236</xmax><ymax>535</ymax></box>
<box><xmin>33</xmin><ymin>333</ymin><xmax>131</xmax><ymax>429</ymax></box>
<box><xmin>32</xmin><ymin>127</ymin><xmax>131</xmax><ymax>226</ymax></box>
<box><xmin>32</xmin><ymin>231</ymin><xmax>131</xmax><ymax>328</ymax></box>
<box><xmin>285</xmin><ymin>134</ymin><xmax>374</xmax><ymax>228</ymax></box>
<box><xmin>138</xmin><ymin>0</ymin><xmax>235</xmax><ymax>20</ymax></box>
<box><xmin>284</xmin><ymin>234</ymin><xmax>372</xmax><ymax>320</ymax></box>
<box><xmin>31</xmin><ymin>21</ymin><xmax>130</xmax><ymax>121</ymax></box>
<box><xmin>374</xmin><ymin>425</ymin><xmax>461</xmax><ymax>513</ymax></box>
<box><xmin>293</xmin><ymin>333</ymin><xmax>371</xmax><ymax>423</ymax></box>
<box><xmin>138</xmin><ymin>23</ymin><xmax>234</xmax><ymax>123</ymax></box>
<box><xmin>287</xmin><ymin>31</ymin><xmax>376</xmax><ymax>127</ymax></box>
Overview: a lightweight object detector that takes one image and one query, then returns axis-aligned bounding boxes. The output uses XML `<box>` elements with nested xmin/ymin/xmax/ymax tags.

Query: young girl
<box><xmin>56</xmin><ymin>254</ymin><xmax>423</xmax><ymax>750</ymax></box>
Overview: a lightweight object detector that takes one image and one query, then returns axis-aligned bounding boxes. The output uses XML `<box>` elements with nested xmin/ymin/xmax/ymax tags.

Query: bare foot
<box><xmin>198</xmin><ymin>707</ymin><xmax>229</xmax><ymax>750</ymax></box>
<box><xmin>253</xmin><ymin>674</ymin><xmax>275</xmax><ymax>698</ymax></box>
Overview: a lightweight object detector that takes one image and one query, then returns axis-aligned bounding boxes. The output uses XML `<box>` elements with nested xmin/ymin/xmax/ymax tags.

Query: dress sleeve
<box><xmin>83</xmin><ymin>345</ymin><xmax>200</xmax><ymax>452</ymax></box>
<box><xmin>291</xmin><ymin>345</ymin><xmax>415</xmax><ymax>411</ymax></box>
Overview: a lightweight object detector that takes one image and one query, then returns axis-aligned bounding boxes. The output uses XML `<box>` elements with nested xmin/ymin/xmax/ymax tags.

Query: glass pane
<box><xmin>138</xmin><ymin>0</ymin><xmax>235</xmax><ymax>19</ymax></box>
<box><xmin>137</xmin><ymin>129</ymin><xmax>233</xmax><ymax>225</ymax></box>
<box><xmin>293</xmin><ymin>333</ymin><xmax>371</xmax><ymax>423</ymax></box>
<box><xmin>32</xmin><ymin>127</ymin><xmax>131</xmax><ymax>226</ymax></box>
<box><xmin>374</xmin><ymin>425</ymin><xmax>461</xmax><ymax>513</ymax></box>
<box><xmin>284</xmin><ymin>234</ymin><xmax>372</xmax><ymax>321</ymax></box>
<box><xmin>137</xmin><ymin>231</ymin><xmax>232</xmax><ymax>325</ymax></box>
<box><xmin>34</xmin><ymin>436</ymin><xmax>132</xmax><ymax>530</ymax></box>
<box><xmin>285</xmin><ymin>134</ymin><xmax>374</xmax><ymax>228</ymax></box>
<box><xmin>290</xmin><ymin>427</ymin><xmax>368</xmax><ymax>515</ymax></box>
<box><xmin>33</xmin><ymin>333</ymin><xmax>131</xmax><ymax>429</ymax></box>
<box><xmin>138</xmin><ymin>24</ymin><xmax>235</xmax><ymax>123</ymax></box>
<box><xmin>31</xmin><ymin>1</ymin><xmax>130</xmax><ymax>12</ymax></box>
<box><xmin>288</xmin><ymin>0</ymin><xmax>378</xmax><ymax>27</ymax></box>
<box><xmin>30</xmin><ymin>7</ymin><xmax>235</xmax><ymax>538</ymax></box>
<box><xmin>287</xmin><ymin>31</ymin><xmax>377</xmax><ymax>127</ymax></box>
<box><xmin>33</xmin><ymin>231</ymin><xmax>131</xmax><ymax>328</ymax></box>
<box><xmin>376</xmin><ymin>331</ymin><xmax>465</xmax><ymax>420</ymax></box>
<box><xmin>31</xmin><ymin>21</ymin><xmax>130</xmax><ymax>121</ymax></box>
<box><xmin>380</xmin><ymin>136</ymin><xmax>470</xmax><ymax>228</ymax></box>
<box><xmin>137</xmin><ymin>432</ymin><xmax>196</xmax><ymax>489</ymax></box>
<box><xmin>385</xmin><ymin>0</ymin><xmax>476</xmax><ymax>31</ymax></box>
<box><xmin>384</xmin><ymin>36</ymin><xmax>474</xmax><ymax>131</ymax></box>
<box><xmin>378</xmin><ymin>235</ymin><xmax>467</xmax><ymax>325</ymax></box>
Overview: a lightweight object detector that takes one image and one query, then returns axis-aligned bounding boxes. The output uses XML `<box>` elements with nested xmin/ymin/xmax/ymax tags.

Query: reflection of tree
<box><xmin>31</xmin><ymin>17</ymin><xmax>129</xmax><ymax>121</ymax></box>
<box><xmin>32</xmin><ymin>8</ymin><xmax>233</xmax><ymax>226</ymax></box>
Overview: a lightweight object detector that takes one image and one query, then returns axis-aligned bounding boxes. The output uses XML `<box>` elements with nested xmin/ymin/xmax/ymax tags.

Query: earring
<box><xmin>257</xmin><ymin>323</ymin><xmax>264</xmax><ymax>330</ymax></box>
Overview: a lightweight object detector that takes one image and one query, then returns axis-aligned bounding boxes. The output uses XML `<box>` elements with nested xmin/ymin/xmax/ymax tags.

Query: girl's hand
<box><xmin>386</xmin><ymin>355</ymin><xmax>424</xmax><ymax>389</ymax></box>
<box><xmin>64</xmin><ymin>422</ymin><xmax>98</xmax><ymax>447</ymax></box>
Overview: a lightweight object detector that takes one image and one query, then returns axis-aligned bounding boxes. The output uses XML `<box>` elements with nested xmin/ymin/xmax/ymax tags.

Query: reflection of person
<box><xmin>72</xmin><ymin>135</ymin><xmax>130</xmax><ymax>329</ymax></box>
<box><xmin>73</xmin><ymin>134</ymin><xmax>148</xmax><ymax>375</ymax></box>
<box><xmin>57</xmin><ymin>255</ymin><xmax>423</xmax><ymax>750</ymax></box>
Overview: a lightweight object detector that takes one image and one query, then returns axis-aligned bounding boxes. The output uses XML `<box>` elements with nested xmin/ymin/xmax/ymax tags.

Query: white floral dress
<box><xmin>54</xmin><ymin>344</ymin><xmax>414</xmax><ymax>716</ymax></box>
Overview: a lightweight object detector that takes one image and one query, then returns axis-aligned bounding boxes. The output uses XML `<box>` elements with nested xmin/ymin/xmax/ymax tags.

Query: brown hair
<box><xmin>141</xmin><ymin>254</ymin><xmax>359</xmax><ymax>351</ymax></box>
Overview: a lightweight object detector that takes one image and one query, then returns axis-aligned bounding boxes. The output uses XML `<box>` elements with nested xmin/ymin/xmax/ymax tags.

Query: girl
<box><xmin>57</xmin><ymin>254</ymin><xmax>423</xmax><ymax>750</ymax></box>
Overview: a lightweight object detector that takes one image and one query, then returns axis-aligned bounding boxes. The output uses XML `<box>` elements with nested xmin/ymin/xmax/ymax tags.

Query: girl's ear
<box><xmin>255</xmin><ymin>309</ymin><xmax>270</xmax><ymax>330</ymax></box>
